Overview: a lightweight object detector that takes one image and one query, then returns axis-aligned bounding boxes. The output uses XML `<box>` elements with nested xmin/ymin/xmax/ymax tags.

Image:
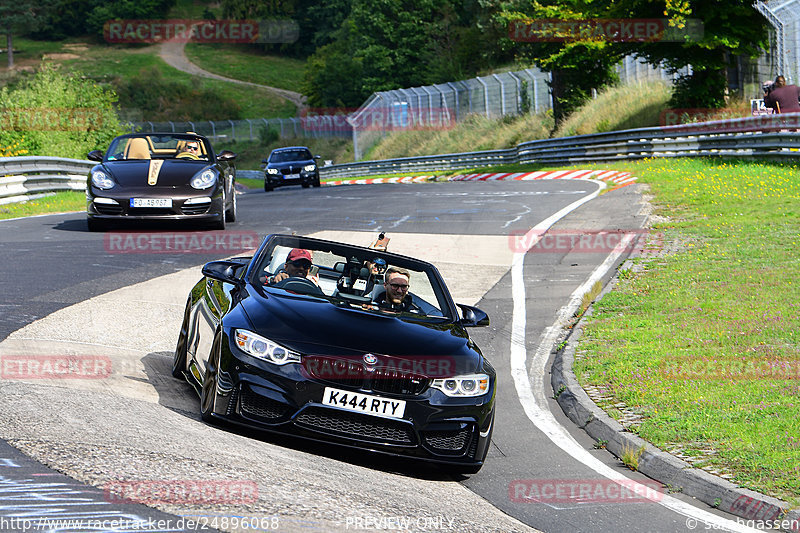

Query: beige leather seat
<box><xmin>124</xmin><ymin>138</ymin><xmax>151</xmax><ymax>160</ymax></box>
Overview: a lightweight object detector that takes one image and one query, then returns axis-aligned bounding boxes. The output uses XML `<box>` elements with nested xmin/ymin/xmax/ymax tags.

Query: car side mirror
<box><xmin>457</xmin><ymin>304</ymin><xmax>490</xmax><ymax>327</ymax></box>
<box><xmin>202</xmin><ymin>260</ymin><xmax>244</xmax><ymax>286</ymax></box>
<box><xmin>87</xmin><ymin>150</ymin><xmax>104</xmax><ymax>162</ymax></box>
<box><xmin>217</xmin><ymin>150</ymin><xmax>237</xmax><ymax>161</ymax></box>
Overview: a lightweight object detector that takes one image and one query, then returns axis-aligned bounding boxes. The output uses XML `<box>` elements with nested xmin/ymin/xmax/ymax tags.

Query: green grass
<box><xmin>553</xmin><ymin>81</ymin><xmax>673</xmax><ymax>137</ymax></box>
<box><xmin>184</xmin><ymin>43</ymin><xmax>306</xmax><ymax>92</ymax></box>
<box><xmin>0</xmin><ymin>191</ymin><xmax>85</xmax><ymax>219</ymax></box>
<box><xmin>365</xmin><ymin>112</ymin><xmax>554</xmax><ymax>161</ymax></box>
<box><xmin>568</xmin><ymin>158</ymin><xmax>800</xmax><ymax>504</ymax></box>
<box><xmin>59</xmin><ymin>46</ymin><xmax>295</xmax><ymax>120</ymax></box>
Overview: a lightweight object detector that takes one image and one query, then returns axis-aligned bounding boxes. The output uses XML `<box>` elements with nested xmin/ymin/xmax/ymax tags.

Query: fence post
<box><xmin>492</xmin><ymin>74</ymin><xmax>506</xmax><ymax>116</ymax></box>
<box><xmin>246</xmin><ymin>119</ymin><xmax>254</xmax><ymax>141</ymax></box>
<box><xmin>446</xmin><ymin>82</ymin><xmax>460</xmax><ymax>121</ymax></box>
<box><xmin>208</xmin><ymin>121</ymin><xmax>215</xmax><ymax>140</ymax></box>
<box><xmin>476</xmin><ymin>76</ymin><xmax>489</xmax><ymax>118</ymax></box>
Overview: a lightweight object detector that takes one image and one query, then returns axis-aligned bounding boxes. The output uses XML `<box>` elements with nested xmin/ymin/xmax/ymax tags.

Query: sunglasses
<box><xmin>290</xmin><ymin>260</ymin><xmax>312</xmax><ymax>268</ymax></box>
<box><xmin>187</xmin><ymin>144</ymin><xmax>199</xmax><ymax>150</ymax></box>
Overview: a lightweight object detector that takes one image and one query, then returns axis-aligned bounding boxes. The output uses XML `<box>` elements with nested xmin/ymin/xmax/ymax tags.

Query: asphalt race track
<box><xmin>0</xmin><ymin>180</ymin><xmax>758</xmax><ymax>532</ymax></box>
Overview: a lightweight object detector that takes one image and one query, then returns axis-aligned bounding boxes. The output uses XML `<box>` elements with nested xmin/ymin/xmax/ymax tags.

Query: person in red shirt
<box><xmin>764</xmin><ymin>76</ymin><xmax>800</xmax><ymax>113</ymax></box>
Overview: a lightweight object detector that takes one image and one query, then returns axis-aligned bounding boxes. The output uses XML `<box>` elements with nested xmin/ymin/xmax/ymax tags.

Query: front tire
<box><xmin>200</xmin><ymin>339</ymin><xmax>220</xmax><ymax>423</ymax></box>
<box><xmin>264</xmin><ymin>181</ymin><xmax>273</xmax><ymax>192</ymax></box>
<box><xmin>172</xmin><ymin>299</ymin><xmax>192</xmax><ymax>379</ymax></box>
<box><xmin>313</xmin><ymin>175</ymin><xmax>321</xmax><ymax>187</ymax></box>
<box><xmin>210</xmin><ymin>191</ymin><xmax>226</xmax><ymax>230</ymax></box>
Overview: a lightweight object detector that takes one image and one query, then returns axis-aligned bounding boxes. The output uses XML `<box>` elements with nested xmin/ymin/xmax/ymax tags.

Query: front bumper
<box><xmin>87</xmin><ymin>195</ymin><xmax>223</xmax><ymax>220</ymax></box>
<box><xmin>203</xmin><ymin>340</ymin><xmax>495</xmax><ymax>467</ymax></box>
<box><xmin>264</xmin><ymin>171</ymin><xmax>318</xmax><ymax>188</ymax></box>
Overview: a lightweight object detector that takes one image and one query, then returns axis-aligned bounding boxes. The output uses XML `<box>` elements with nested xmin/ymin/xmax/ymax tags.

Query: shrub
<box><xmin>0</xmin><ymin>63</ymin><xmax>125</xmax><ymax>159</ymax></box>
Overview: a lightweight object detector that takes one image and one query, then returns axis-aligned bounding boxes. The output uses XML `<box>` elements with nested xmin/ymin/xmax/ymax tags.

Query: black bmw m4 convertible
<box><xmin>173</xmin><ymin>233</ymin><xmax>495</xmax><ymax>473</ymax></box>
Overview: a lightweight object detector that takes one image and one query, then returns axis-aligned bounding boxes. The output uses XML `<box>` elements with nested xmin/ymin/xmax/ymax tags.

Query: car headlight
<box><xmin>91</xmin><ymin>170</ymin><xmax>114</xmax><ymax>190</ymax></box>
<box><xmin>191</xmin><ymin>169</ymin><xmax>216</xmax><ymax>189</ymax></box>
<box><xmin>266</xmin><ymin>168</ymin><xmax>279</xmax><ymax>175</ymax></box>
<box><xmin>303</xmin><ymin>164</ymin><xmax>316</xmax><ymax>172</ymax></box>
<box><xmin>234</xmin><ymin>329</ymin><xmax>301</xmax><ymax>365</ymax></box>
<box><xmin>431</xmin><ymin>374</ymin><xmax>490</xmax><ymax>397</ymax></box>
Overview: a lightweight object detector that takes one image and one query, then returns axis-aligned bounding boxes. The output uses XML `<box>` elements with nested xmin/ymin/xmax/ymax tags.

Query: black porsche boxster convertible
<box><xmin>86</xmin><ymin>133</ymin><xmax>237</xmax><ymax>231</ymax></box>
<box><xmin>173</xmin><ymin>234</ymin><xmax>495</xmax><ymax>473</ymax></box>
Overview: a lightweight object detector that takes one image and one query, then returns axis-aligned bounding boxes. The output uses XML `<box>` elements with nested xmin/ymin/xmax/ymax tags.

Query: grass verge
<box><xmin>568</xmin><ymin>158</ymin><xmax>800</xmax><ymax>505</ymax></box>
<box><xmin>0</xmin><ymin>192</ymin><xmax>85</xmax><ymax>220</ymax></box>
<box><xmin>184</xmin><ymin>43</ymin><xmax>306</xmax><ymax>92</ymax></box>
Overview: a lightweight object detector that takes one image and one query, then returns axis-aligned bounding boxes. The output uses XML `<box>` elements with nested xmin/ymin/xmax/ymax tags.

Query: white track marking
<box><xmin>509</xmin><ymin>181</ymin><xmax>757</xmax><ymax>532</ymax></box>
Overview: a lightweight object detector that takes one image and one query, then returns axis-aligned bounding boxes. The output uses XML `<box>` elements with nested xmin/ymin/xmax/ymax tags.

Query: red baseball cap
<box><xmin>287</xmin><ymin>248</ymin><xmax>312</xmax><ymax>262</ymax></box>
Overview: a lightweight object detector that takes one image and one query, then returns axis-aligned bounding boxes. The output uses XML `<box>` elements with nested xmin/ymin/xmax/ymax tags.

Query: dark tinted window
<box><xmin>270</xmin><ymin>150</ymin><xmax>312</xmax><ymax>163</ymax></box>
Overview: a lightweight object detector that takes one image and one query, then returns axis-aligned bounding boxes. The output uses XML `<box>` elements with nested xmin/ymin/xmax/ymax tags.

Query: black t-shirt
<box><xmin>374</xmin><ymin>293</ymin><xmax>422</xmax><ymax>314</ymax></box>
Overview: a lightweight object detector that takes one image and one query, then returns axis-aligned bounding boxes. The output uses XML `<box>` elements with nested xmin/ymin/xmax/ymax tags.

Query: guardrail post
<box><xmin>208</xmin><ymin>121</ymin><xmax>216</xmax><ymax>140</ymax></box>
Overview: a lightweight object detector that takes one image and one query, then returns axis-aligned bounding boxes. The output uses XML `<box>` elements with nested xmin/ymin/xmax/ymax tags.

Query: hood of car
<box><xmin>103</xmin><ymin>160</ymin><xmax>212</xmax><ymax>188</ymax></box>
<box><xmin>240</xmin><ymin>291</ymin><xmax>482</xmax><ymax>374</ymax></box>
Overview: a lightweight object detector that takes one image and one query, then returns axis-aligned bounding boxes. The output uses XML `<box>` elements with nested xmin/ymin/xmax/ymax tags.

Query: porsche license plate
<box><xmin>131</xmin><ymin>198</ymin><xmax>172</xmax><ymax>208</ymax></box>
<box><xmin>284</xmin><ymin>173</ymin><xmax>299</xmax><ymax>180</ymax></box>
<box><xmin>322</xmin><ymin>387</ymin><xmax>406</xmax><ymax>419</ymax></box>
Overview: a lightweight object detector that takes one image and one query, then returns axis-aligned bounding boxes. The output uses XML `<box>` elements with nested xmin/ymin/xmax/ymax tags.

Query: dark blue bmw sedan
<box><xmin>262</xmin><ymin>146</ymin><xmax>321</xmax><ymax>191</ymax></box>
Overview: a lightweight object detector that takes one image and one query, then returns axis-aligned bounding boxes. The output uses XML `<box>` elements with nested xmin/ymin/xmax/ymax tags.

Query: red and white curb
<box><xmin>324</xmin><ymin>170</ymin><xmax>638</xmax><ymax>189</ymax></box>
<box><xmin>324</xmin><ymin>175</ymin><xmax>434</xmax><ymax>186</ymax></box>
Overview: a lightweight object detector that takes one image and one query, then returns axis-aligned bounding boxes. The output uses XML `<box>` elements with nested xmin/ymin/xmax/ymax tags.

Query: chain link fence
<box><xmin>126</xmin><ymin>116</ymin><xmax>353</xmax><ymax>144</ymax></box>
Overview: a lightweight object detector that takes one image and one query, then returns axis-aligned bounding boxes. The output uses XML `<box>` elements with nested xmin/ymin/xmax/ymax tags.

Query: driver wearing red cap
<box><xmin>266</xmin><ymin>248</ymin><xmax>319</xmax><ymax>286</ymax></box>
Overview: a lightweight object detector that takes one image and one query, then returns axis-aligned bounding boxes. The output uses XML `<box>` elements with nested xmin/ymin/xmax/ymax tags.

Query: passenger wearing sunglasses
<box><xmin>266</xmin><ymin>248</ymin><xmax>319</xmax><ymax>286</ymax></box>
<box><xmin>375</xmin><ymin>266</ymin><xmax>422</xmax><ymax>313</ymax></box>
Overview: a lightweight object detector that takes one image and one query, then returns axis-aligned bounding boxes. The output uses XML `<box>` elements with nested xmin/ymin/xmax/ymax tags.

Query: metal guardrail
<box><xmin>0</xmin><ymin>156</ymin><xmax>92</xmax><ymax>205</ymax></box>
<box><xmin>3</xmin><ymin>115</ymin><xmax>799</xmax><ymax>204</ymax></box>
<box><xmin>319</xmin><ymin>114</ymin><xmax>800</xmax><ymax>178</ymax></box>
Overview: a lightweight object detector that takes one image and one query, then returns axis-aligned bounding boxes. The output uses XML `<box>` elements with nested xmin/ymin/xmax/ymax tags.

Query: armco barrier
<box><xmin>319</xmin><ymin>114</ymin><xmax>800</xmax><ymax>179</ymax></box>
<box><xmin>4</xmin><ymin>114</ymin><xmax>800</xmax><ymax>203</ymax></box>
<box><xmin>0</xmin><ymin>156</ymin><xmax>93</xmax><ymax>205</ymax></box>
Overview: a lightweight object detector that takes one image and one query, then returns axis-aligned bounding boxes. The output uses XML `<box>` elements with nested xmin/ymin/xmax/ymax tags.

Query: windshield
<box><xmin>269</xmin><ymin>149</ymin><xmax>312</xmax><ymax>163</ymax></box>
<box><xmin>105</xmin><ymin>134</ymin><xmax>211</xmax><ymax>161</ymax></box>
<box><xmin>254</xmin><ymin>238</ymin><xmax>454</xmax><ymax>320</ymax></box>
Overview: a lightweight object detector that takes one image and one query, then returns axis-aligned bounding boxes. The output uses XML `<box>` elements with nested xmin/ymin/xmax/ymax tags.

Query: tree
<box><xmin>0</xmin><ymin>0</ymin><xmax>53</xmax><ymax>68</ymax></box>
<box><xmin>614</xmin><ymin>0</ymin><xmax>769</xmax><ymax>108</ymax></box>
<box><xmin>497</xmin><ymin>1</ymin><xmax>623</xmax><ymax>125</ymax></box>
<box><xmin>499</xmin><ymin>0</ymin><xmax>770</xmax><ymax>118</ymax></box>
